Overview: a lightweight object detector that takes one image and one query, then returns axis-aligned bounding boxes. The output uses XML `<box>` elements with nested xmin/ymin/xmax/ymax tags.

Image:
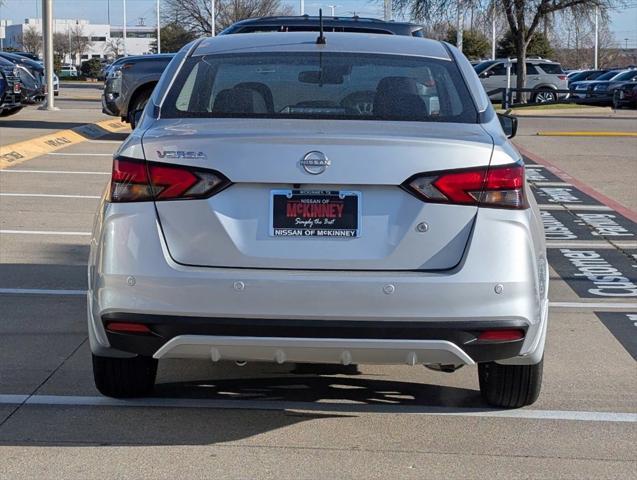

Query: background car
<box><xmin>0</xmin><ymin>56</ymin><xmax>23</xmax><ymax>116</ymax></box>
<box><xmin>567</xmin><ymin>69</ymin><xmax>609</xmax><ymax>86</ymax></box>
<box><xmin>60</xmin><ymin>64</ymin><xmax>79</xmax><ymax>78</ymax></box>
<box><xmin>101</xmin><ymin>53</ymin><xmax>175</xmax><ymax>127</ymax></box>
<box><xmin>474</xmin><ymin>58</ymin><xmax>568</xmax><ymax>102</ymax></box>
<box><xmin>589</xmin><ymin>69</ymin><xmax>637</xmax><ymax>104</ymax></box>
<box><xmin>0</xmin><ymin>51</ymin><xmax>45</xmax><ymax>102</ymax></box>
<box><xmin>613</xmin><ymin>81</ymin><xmax>637</xmax><ymax>109</ymax></box>
<box><xmin>221</xmin><ymin>15</ymin><xmax>425</xmax><ymax>36</ymax></box>
<box><xmin>569</xmin><ymin>69</ymin><xmax>623</xmax><ymax>99</ymax></box>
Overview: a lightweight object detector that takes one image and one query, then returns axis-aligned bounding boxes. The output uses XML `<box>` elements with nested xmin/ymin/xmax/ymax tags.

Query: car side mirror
<box><xmin>498</xmin><ymin>113</ymin><xmax>518</xmax><ymax>138</ymax></box>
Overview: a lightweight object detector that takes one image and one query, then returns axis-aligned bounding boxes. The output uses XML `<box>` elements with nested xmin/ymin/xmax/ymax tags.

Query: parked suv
<box><xmin>90</xmin><ymin>32</ymin><xmax>548</xmax><ymax>408</ymax></box>
<box><xmin>475</xmin><ymin>58</ymin><xmax>567</xmax><ymax>102</ymax></box>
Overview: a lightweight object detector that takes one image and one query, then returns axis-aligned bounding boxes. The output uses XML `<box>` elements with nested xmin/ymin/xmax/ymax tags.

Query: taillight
<box><xmin>558</xmin><ymin>75</ymin><xmax>567</xmax><ymax>81</ymax></box>
<box><xmin>110</xmin><ymin>156</ymin><xmax>230</xmax><ymax>202</ymax></box>
<box><xmin>403</xmin><ymin>163</ymin><xmax>527</xmax><ymax>209</ymax></box>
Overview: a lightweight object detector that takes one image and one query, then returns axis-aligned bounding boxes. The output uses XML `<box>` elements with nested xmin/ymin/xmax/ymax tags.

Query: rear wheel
<box><xmin>532</xmin><ymin>89</ymin><xmax>556</xmax><ymax>104</ymax></box>
<box><xmin>478</xmin><ymin>358</ymin><xmax>543</xmax><ymax>408</ymax></box>
<box><xmin>92</xmin><ymin>353</ymin><xmax>157</xmax><ymax>398</ymax></box>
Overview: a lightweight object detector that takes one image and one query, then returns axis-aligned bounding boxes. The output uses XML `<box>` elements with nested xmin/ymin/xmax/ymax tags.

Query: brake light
<box><xmin>403</xmin><ymin>163</ymin><xmax>527</xmax><ymax>209</ymax></box>
<box><xmin>558</xmin><ymin>75</ymin><xmax>567</xmax><ymax>80</ymax></box>
<box><xmin>110</xmin><ymin>156</ymin><xmax>230</xmax><ymax>202</ymax></box>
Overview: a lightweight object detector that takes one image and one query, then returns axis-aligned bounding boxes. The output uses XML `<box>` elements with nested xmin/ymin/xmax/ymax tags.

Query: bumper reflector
<box><xmin>478</xmin><ymin>329</ymin><xmax>525</xmax><ymax>342</ymax></box>
<box><xmin>106</xmin><ymin>322</ymin><xmax>152</xmax><ymax>334</ymax></box>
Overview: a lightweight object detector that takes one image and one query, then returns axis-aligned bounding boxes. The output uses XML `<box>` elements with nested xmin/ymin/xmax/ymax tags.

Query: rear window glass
<box><xmin>538</xmin><ymin>63</ymin><xmax>564</xmax><ymax>74</ymax></box>
<box><xmin>236</xmin><ymin>26</ymin><xmax>393</xmax><ymax>35</ymax></box>
<box><xmin>162</xmin><ymin>52</ymin><xmax>478</xmax><ymax>123</ymax></box>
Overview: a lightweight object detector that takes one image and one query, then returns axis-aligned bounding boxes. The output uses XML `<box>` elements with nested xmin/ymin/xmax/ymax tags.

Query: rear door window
<box><xmin>539</xmin><ymin>64</ymin><xmax>564</xmax><ymax>75</ymax></box>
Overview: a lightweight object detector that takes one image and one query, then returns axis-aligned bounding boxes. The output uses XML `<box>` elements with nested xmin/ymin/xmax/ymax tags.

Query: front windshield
<box><xmin>162</xmin><ymin>52</ymin><xmax>478</xmax><ymax>123</ymax></box>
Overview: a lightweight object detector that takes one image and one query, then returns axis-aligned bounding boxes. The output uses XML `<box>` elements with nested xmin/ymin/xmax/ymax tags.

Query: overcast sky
<box><xmin>1</xmin><ymin>0</ymin><xmax>636</xmax><ymax>48</ymax></box>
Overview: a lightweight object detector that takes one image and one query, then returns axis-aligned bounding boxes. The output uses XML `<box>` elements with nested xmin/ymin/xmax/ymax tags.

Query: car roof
<box><xmin>193</xmin><ymin>32</ymin><xmax>450</xmax><ymax>60</ymax></box>
<box><xmin>223</xmin><ymin>15</ymin><xmax>422</xmax><ymax>33</ymax></box>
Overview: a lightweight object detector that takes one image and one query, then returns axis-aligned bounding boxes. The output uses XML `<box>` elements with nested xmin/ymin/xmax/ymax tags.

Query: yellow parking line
<box><xmin>0</xmin><ymin>119</ymin><xmax>129</xmax><ymax>170</ymax></box>
<box><xmin>536</xmin><ymin>131</ymin><xmax>637</xmax><ymax>137</ymax></box>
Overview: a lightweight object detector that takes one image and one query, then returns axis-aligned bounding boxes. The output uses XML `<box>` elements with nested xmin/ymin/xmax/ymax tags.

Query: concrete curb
<box><xmin>0</xmin><ymin>119</ymin><xmax>129</xmax><ymax>169</ymax></box>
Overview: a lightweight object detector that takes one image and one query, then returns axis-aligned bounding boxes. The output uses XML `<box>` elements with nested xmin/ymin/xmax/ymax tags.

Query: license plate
<box><xmin>270</xmin><ymin>190</ymin><xmax>360</xmax><ymax>237</ymax></box>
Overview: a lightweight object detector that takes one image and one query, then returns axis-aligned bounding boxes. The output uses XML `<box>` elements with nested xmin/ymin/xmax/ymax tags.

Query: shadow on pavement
<box><xmin>0</xmin><ymin>120</ymin><xmax>89</xmax><ymax>130</ymax></box>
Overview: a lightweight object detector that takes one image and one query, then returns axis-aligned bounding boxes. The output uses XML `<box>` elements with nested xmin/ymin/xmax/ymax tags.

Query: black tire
<box><xmin>0</xmin><ymin>106</ymin><xmax>23</xmax><ymax>117</ymax></box>
<box><xmin>127</xmin><ymin>87</ymin><xmax>153</xmax><ymax>129</ymax></box>
<box><xmin>478</xmin><ymin>358</ymin><xmax>543</xmax><ymax>408</ymax></box>
<box><xmin>92</xmin><ymin>353</ymin><xmax>157</xmax><ymax>398</ymax></box>
<box><xmin>532</xmin><ymin>89</ymin><xmax>556</xmax><ymax>104</ymax></box>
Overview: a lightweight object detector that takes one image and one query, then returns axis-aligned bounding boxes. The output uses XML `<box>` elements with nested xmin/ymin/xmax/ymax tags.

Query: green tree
<box><xmin>151</xmin><ymin>22</ymin><xmax>197</xmax><ymax>53</ymax></box>
<box><xmin>80</xmin><ymin>58</ymin><xmax>102</xmax><ymax>78</ymax></box>
<box><xmin>497</xmin><ymin>30</ymin><xmax>554</xmax><ymax>58</ymax></box>
<box><xmin>446</xmin><ymin>28</ymin><xmax>491</xmax><ymax>60</ymax></box>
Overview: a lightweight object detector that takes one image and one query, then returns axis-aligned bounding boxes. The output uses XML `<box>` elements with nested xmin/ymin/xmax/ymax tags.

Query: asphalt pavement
<box><xmin>0</xmin><ymin>95</ymin><xmax>636</xmax><ymax>479</ymax></box>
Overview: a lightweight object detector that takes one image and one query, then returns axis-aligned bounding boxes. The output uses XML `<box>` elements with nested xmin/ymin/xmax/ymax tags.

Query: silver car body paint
<box><xmin>89</xmin><ymin>33</ymin><xmax>548</xmax><ymax>367</ymax></box>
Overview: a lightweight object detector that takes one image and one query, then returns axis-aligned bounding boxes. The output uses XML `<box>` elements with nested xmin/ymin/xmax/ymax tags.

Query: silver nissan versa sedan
<box><xmin>88</xmin><ymin>32</ymin><xmax>548</xmax><ymax>408</ymax></box>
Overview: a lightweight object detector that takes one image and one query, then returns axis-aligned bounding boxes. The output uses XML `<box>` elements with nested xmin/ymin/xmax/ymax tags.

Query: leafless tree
<box><xmin>104</xmin><ymin>38</ymin><xmax>125</xmax><ymax>59</ymax></box>
<box><xmin>68</xmin><ymin>24</ymin><xmax>93</xmax><ymax>65</ymax></box>
<box><xmin>394</xmin><ymin>0</ymin><xmax>619</xmax><ymax>100</ymax></box>
<box><xmin>53</xmin><ymin>32</ymin><xmax>71</xmax><ymax>62</ymax></box>
<box><xmin>163</xmin><ymin>0</ymin><xmax>293</xmax><ymax>35</ymax></box>
<box><xmin>20</xmin><ymin>25</ymin><xmax>42</xmax><ymax>55</ymax></box>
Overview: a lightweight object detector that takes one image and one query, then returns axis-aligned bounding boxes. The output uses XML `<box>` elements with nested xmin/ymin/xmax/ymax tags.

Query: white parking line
<box><xmin>0</xmin><ymin>394</ymin><xmax>633</xmax><ymax>422</ymax></box>
<box><xmin>0</xmin><ymin>288</ymin><xmax>86</xmax><ymax>296</ymax></box>
<box><xmin>46</xmin><ymin>153</ymin><xmax>112</xmax><ymax>157</ymax></box>
<box><xmin>538</xmin><ymin>204</ymin><xmax>613</xmax><ymax>211</ymax></box>
<box><xmin>0</xmin><ymin>169</ymin><xmax>110</xmax><ymax>175</ymax></box>
<box><xmin>0</xmin><ymin>193</ymin><xmax>100</xmax><ymax>199</ymax></box>
<box><xmin>0</xmin><ymin>230</ymin><xmax>91</xmax><ymax>236</ymax></box>
<box><xmin>550</xmin><ymin>301</ymin><xmax>637</xmax><ymax>309</ymax></box>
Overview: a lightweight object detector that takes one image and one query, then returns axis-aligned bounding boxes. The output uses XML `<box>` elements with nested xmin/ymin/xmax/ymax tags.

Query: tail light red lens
<box><xmin>478</xmin><ymin>329</ymin><xmax>525</xmax><ymax>341</ymax></box>
<box><xmin>558</xmin><ymin>75</ymin><xmax>567</xmax><ymax>80</ymax></box>
<box><xmin>106</xmin><ymin>322</ymin><xmax>152</xmax><ymax>334</ymax></box>
<box><xmin>110</xmin><ymin>156</ymin><xmax>230</xmax><ymax>202</ymax></box>
<box><xmin>404</xmin><ymin>163</ymin><xmax>527</xmax><ymax>209</ymax></box>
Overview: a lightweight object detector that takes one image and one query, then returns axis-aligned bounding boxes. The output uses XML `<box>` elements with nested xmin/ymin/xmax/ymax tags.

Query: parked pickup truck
<box><xmin>102</xmin><ymin>54</ymin><xmax>175</xmax><ymax>128</ymax></box>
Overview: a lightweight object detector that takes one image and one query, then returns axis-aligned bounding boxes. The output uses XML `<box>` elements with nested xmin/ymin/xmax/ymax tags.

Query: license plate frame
<box><xmin>269</xmin><ymin>189</ymin><xmax>361</xmax><ymax>238</ymax></box>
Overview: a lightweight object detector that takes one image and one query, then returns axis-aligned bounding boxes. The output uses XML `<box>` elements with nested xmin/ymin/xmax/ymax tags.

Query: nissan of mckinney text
<box><xmin>89</xmin><ymin>32</ymin><xmax>548</xmax><ymax>408</ymax></box>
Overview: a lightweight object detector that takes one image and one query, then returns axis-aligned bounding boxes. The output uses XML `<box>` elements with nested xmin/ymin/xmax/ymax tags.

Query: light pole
<box><xmin>491</xmin><ymin>1</ymin><xmax>496</xmax><ymax>60</ymax></box>
<box><xmin>383</xmin><ymin>0</ymin><xmax>391</xmax><ymax>20</ymax></box>
<box><xmin>156</xmin><ymin>0</ymin><xmax>161</xmax><ymax>53</ymax></box>
<box><xmin>456</xmin><ymin>0</ymin><xmax>463</xmax><ymax>52</ymax></box>
<box><xmin>123</xmin><ymin>0</ymin><xmax>127</xmax><ymax>56</ymax></box>
<box><xmin>300</xmin><ymin>0</ymin><xmax>304</xmax><ymax>15</ymax></box>
<box><xmin>40</xmin><ymin>0</ymin><xmax>56</xmax><ymax>110</ymax></box>
<box><xmin>328</xmin><ymin>5</ymin><xmax>336</xmax><ymax>16</ymax></box>
<box><xmin>211</xmin><ymin>0</ymin><xmax>215</xmax><ymax>36</ymax></box>
<box><xmin>594</xmin><ymin>6</ymin><xmax>598</xmax><ymax>69</ymax></box>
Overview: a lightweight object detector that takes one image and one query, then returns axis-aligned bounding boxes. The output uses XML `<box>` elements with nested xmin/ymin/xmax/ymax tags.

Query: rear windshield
<box><xmin>235</xmin><ymin>26</ymin><xmax>394</xmax><ymax>35</ymax></box>
<box><xmin>162</xmin><ymin>52</ymin><xmax>478</xmax><ymax>123</ymax></box>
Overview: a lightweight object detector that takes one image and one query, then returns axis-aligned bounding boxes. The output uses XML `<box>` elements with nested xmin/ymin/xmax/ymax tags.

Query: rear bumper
<box><xmin>102</xmin><ymin>314</ymin><xmax>527</xmax><ymax>364</ymax></box>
